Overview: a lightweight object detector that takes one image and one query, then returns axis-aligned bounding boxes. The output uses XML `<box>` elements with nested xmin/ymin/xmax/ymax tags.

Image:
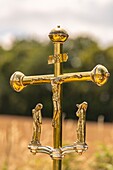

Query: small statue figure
<box><xmin>32</xmin><ymin>103</ymin><xmax>43</xmax><ymax>144</ymax></box>
<box><xmin>76</xmin><ymin>101</ymin><xmax>88</xmax><ymax>144</ymax></box>
<box><xmin>51</xmin><ymin>80</ymin><xmax>61</xmax><ymax>128</ymax></box>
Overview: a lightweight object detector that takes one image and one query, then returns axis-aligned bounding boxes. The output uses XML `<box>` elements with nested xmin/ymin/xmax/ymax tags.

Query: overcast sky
<box><xmin>0</xmin><ymin>0</ymin><xmax>113</xmax><ymax>47</ymax></box>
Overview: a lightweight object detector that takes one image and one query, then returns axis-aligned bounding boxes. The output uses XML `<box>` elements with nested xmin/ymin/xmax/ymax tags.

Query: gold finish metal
<box><xmin>91</xmin><ymin>64</ymin><xmax>110</xmax><ymax>86</ymax></box>
<box><xmin>10</xmin><ymin>64</ymin><xmax>109</xmax><ymax>92</ymax></box>
<box><xmin>10</xmin><ymin>71</ymin><xmax>25</xmax><ymax>92</ymax></box>
<box><xmin>28</xmin><ymin>103</ymin><xmax>43</xmax><ymax>154</ymax></box>
<box><xmin>27</xmin><ymin>101</ymin><xmax>88</xmax><ymax>158</ymax></box>
<box><xmin>10</xmin><ymin>26</ymin><xmax>110</xmax><ymax>170</ymax></box>
<box><xmin>32</xmin><ymin>103</ymin><xmax>43</xmax><ymax>143</ymax></box>
<box><xmin>49</xmin><ymin>25</ymin><xmax>69</xmax><ymax>42</ymax></box>
<box><xmin>75</xmin><ymin>102</ymin><xmax>88</xmax><ymax>154</ymax></box>
<box><xmin>51</xmin><ymin>27</ymin><xmax>64</xmax><ymax>170</ymax></box>
<box><xmin>48</xmin><ymin>53</ymin><xmax>68</xmax><ymax>64</ymax></box>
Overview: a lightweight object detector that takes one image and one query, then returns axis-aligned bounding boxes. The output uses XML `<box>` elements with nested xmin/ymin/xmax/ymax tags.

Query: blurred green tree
<box><xmin>0</xmin><ymin>37</ymin><xmax>112</xmax><ymax>122</ymax></box>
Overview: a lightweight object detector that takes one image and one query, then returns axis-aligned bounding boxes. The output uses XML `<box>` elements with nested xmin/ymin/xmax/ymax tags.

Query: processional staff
<box><xmin>10</xmin><ymin>26</ymin><xmax>110</xmax><ymax>170</ymax></box>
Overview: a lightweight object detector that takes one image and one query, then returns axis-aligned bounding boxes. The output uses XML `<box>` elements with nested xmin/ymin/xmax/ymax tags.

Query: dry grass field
<box><xmin>0</xmin><ymin>115</ymin><xmax>113</xmax><ymax>170</ymax></box>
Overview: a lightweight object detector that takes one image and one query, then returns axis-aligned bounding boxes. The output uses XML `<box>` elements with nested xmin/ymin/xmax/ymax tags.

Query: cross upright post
<box><xmin>48</xmin><ymin>26</ymin><xmax>69</xmax><ymax>170</ymax></box>
<box><xmin>10</xmin><ymin>26</ymin><xmax>110</xmax><ymax>170</ymax></box>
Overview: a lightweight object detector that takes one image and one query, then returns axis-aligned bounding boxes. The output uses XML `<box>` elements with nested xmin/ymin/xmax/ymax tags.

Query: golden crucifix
<box><xmin>10</xmin><ymin>26</ymin><xmax>109</xmax><ymax>170</ymax></box>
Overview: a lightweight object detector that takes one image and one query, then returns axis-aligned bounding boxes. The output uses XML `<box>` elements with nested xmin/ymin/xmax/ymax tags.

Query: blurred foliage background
<box><xmin>0</xmin><ymin>36</ymin><xmax>113</xmax><ymax>122</ymax></box>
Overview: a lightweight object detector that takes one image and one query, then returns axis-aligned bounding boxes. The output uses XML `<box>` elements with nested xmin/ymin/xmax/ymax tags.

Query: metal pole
<box><xmin>53</xmin><ymin>42</ymin><xmax>62</xmax><ymax>170</ymax></box>
<box><xmin>48</xmin><ymin>26</ymin><xmax>69</xmax><ymax>170</ymax></box>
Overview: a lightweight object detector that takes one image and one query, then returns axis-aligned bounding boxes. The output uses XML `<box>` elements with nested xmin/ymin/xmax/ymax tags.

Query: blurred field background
<box><xmin>0</xmin><ymin>30</ymin><xmax>113</xmax><ymax>170</ymax></box>
<box><xmin>0</xmin><ymin>33</ymin><xmax>113</xmax><ymax>170</ymax></box>
<box><xmin>0</xmin><ymin>37</ymin><xmax>113</xmax><ymax>122</ymax></box>
<box><xmin>0</xmin><ymin>0</ymin><xmax>113</xmax><ymax>170</ymax></box>
<box><xmin>0</xmin><ymin>115</ymin><xmax>113</xmax><ymax>170</ymax></box>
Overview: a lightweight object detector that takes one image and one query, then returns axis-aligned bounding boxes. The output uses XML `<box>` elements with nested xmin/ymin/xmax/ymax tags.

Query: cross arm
<box><xmin>56</xmin><ymin>64</ymin><xmax>109</xmax><ymax>86</ymax></box>
<box><xmin>10</xmin><ymin>71</ymin><xmax>54</xmax><ymax>92</ymax></box>
<box><xmin>10</xmin><ymin>64</ymin><xmax>109</xmax><ymax>92</ymax></box>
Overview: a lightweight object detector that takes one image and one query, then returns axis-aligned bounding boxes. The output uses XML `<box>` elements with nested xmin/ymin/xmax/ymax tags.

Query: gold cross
<box><xmin>10</xmin><ymin>26</ymin><xmax>110</xmax><ymax>170</ymax></box>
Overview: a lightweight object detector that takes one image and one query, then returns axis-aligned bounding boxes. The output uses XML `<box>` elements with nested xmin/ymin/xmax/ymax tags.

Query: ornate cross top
<box><xmin>10</xmin><ymin>26</ymin><xmax>110</xmax><ymax>170</ymax></box>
